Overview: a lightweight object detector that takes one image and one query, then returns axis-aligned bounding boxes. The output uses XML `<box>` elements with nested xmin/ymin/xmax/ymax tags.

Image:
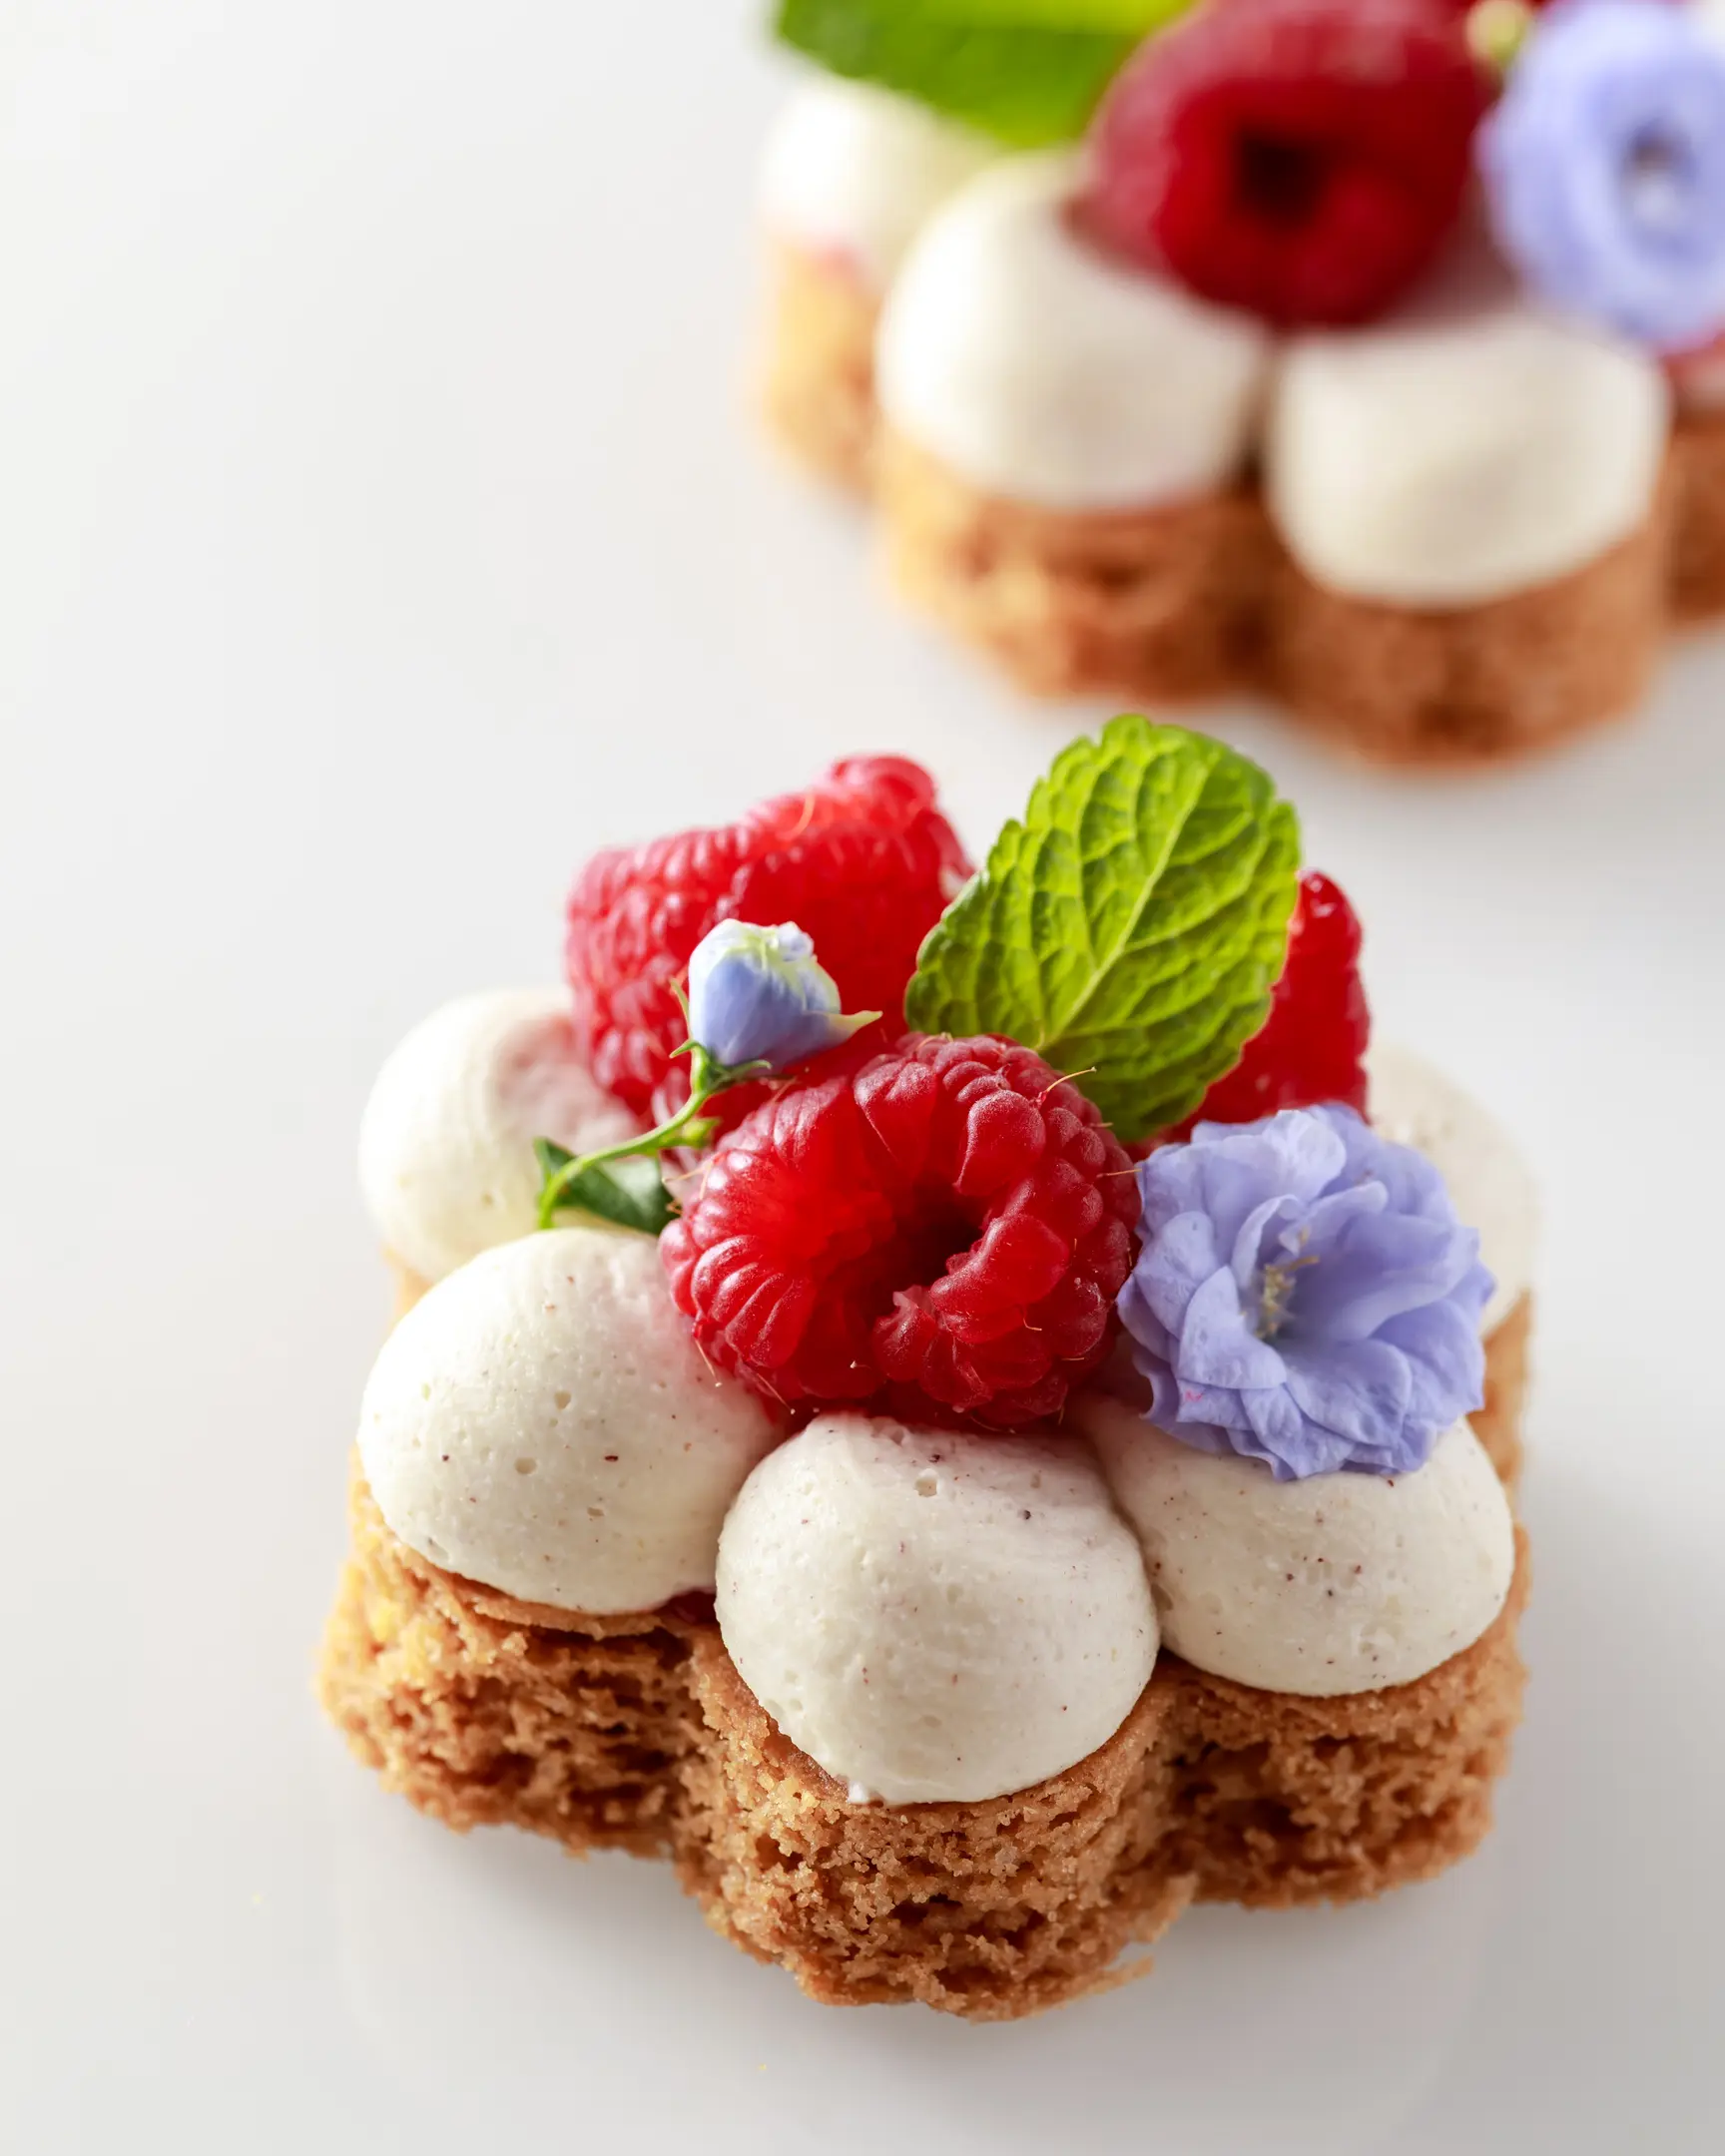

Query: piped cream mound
<box><xmin>1367</xmin><ymin>1042</ymin><xmax>1537</xmax><ymax>1336</ymax></box>
<box><xmin>358</xmin><ymin>1227</ymin><xmax>780</xmax><ymax>1614</ymax></box>
<box><xmin>1077</xmin><ymin>1395</ymin><xmax>1514</xmax><ymax>1697</ymax></box>
<box><xmin>760</xmin><ymin>78</ymin><xmax>996</xmax><ymax>288</ymax></box>
<box><xmin>877</xmin><ymin>155</ymin><xmax>1272</xmax><ymax>513</ymax></box>
<box><xmin>358</xmin><ymin>988</ymin><xmax>641</xmax><ymax>1286</ymax></box>
<box><xmin>716</xmin><ymin>1413</ymin><xmax>1158</xmax><ymax>1805</ymax></box>
<box><xmin>1268</xmin><ymin>252</ymin><xmax>1669</xmax><ymax>608</ymax></box>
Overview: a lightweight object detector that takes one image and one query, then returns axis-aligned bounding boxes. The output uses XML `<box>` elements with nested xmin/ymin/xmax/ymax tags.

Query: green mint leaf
<box><xmin>774</xmin><ymin>0</ymin><xmax>1192</xmax><ymax>147</ymax></box>
<box><xmin>903</xmin><ymin>717</ymin><xmax>1301</xmax><ymax>1143</ymax></box>
<box><xmin>534</xmin><ymin>1140</ymin><xmax>676</xmax><ymax>1238</ymax></box>
<box><xmin>931</xmin><ymin>2</ymin><xmax>1186</xmax><ymax>28</ymax></box>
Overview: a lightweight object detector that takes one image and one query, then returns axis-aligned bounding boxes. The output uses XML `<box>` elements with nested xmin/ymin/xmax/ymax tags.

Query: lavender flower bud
<box><xmin>686</xmin><ymin>921</ymin><xmax>876</xmax><ymax>1074</ymax></box>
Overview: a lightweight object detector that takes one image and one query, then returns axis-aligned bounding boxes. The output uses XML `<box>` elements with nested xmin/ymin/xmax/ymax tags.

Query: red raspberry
<box><xmin>1165</xmin><ymin>870</ymin><xmax>1370</xmax><ymax>1139</ymax></box>
<box><xmin>1084</xmin><ymin>0</ymin><xmax>1486</xmax><ymax>327</ymax></box>
<box><xmin>662</xmin><ymin>1035</ymin><xmax>1140</xmax><ymax>1431</ymax></box>
<box><xmin>566</xmin><ymin>759</ymin><xmax>970</xmax><ymax>1120</ymax></box>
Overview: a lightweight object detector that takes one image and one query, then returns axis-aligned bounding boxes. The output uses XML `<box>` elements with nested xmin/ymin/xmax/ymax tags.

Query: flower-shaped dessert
<box><xmin>322</xmin><ymin>720</ymin><xmax>1535</xmax><ymax>2020</ymax></box>
<box><xmin>756</xmin><ymin>0</ymin><xmax>1725</xmax><ymax>761</ymax></box>
<box><xmin>1119</xmin><ymin>1105</ymin><xmax>1491</xmax><ymax>1478</ymax></box>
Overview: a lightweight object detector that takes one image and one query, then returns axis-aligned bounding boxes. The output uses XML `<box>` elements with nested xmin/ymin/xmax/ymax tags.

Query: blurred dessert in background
<box><xmin>757</xmin><ymin>0</ymin><xmax>1725</xmax><ymax>766</ymax></box>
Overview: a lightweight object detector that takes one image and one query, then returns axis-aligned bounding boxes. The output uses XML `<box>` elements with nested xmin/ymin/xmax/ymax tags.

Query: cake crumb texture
<box><xmin>676</xmin><ymin>1642</ymin><xmax>1194</xmax><ymax>2018</ymax></box>
<box><xmin>320</xmin><ymin>1450</ymin><xmax>1528</xmax><ymax>2019</ymax></box>
<box><xmin>1262</xmin><ymin>478</ymin><xmax>1673</xmax><ymax>768</ymax></box>
<box><xmin>764</xmin><ymin>246</ymin><xmax>879</xmax><ymax>494</ymax></box>
<box><xmin>320</xmin><ymin>1471</ymin><xmax>708</xmax><ymax>1856</ymax></box>
<box><xmin>881</xmin><ymin>431</ymin><xmax>1271</xmax><ymax>703</ymax></box>
<box><xmin>1673</xmin><ymin>410</ymin><xmax>1725</xmax><ymax>623</ymax></box>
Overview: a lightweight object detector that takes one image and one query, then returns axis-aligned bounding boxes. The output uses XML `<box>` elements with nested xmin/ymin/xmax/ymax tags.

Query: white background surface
<box><xmin>3</xmin><ymin>4</ymin><xmax>1723</xmax><ymax>2150</ymax></box>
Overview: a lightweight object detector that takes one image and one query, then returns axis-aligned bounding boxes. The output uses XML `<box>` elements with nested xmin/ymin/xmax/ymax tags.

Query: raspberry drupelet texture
<box><xmin>566</xmin><ymin>759</ymin><xmax>971</xmax><ymax>1120</ymax></box>
<box><xmin>662</xmin><ymin>1035</ymin><xmax>1140</xmax><ymax>1430</ymax></box>
<box><xmin>1084</xmin><ymin>0</ymin><xmax>1486</xmax><ymax>328</ymax></box>
<box><xmin>1175</xmin><ymin>869</ymin><xmax>1371</xmax><ymax>1135</ymax></box>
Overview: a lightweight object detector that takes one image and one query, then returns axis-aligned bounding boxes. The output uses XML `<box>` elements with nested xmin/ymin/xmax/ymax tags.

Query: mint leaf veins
<box><xmin>903</xmin><ymin>716</ymin><xmax>1301</xmax><ymax>1144</ymax></box>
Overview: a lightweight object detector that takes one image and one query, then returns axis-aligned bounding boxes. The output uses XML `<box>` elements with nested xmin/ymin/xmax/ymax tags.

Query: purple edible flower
<box><xmin>1479</xmin><ymin>0</ymin><xmax>1725</xmax><ymax>352</ymax></box>
<box><xmin>1117</xmin><ymin>1106</ymin><xmax>1493</xmax><ymax>1481</ymax></box>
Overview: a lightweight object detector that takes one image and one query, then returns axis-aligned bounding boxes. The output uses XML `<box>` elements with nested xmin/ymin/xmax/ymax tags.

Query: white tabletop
<box><xmin>3</xmin><ymin>4</ymin><xmax>1722</xmax><ymax>2151</ymax></box>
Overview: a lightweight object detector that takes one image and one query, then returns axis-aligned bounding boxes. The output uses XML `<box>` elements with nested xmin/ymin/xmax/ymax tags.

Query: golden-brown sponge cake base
<box><xmin>763</xmin><ymin>245</ymin><xmax>880</xmax><ymax>495</ymax></box>
<box><xmin>1673</xmin><ymin>408</ymin><xmax>1725</xmax><ymax>623</ymax></box>
<box><xmin>319</xmin><ymin>1456</ymin><xmax>1528</xmax><ymax>2021</ymax></box>
<box><xmin>764</xmin><ymin>267</ymin><xmax>1703</xmax><ymax>766</ymax></box>
<box><xmin>877</xmin><ymin>427</ymin><xmax>1674</xmax><ymax>770</ymax></box>
<box><xmin>880</xmin><ymin>432</ymin><xmax>1271</xmax><ymax>706</ymax></box>
<box><xmin>1263</xmin><ymin>491</ymin><xmax>1673</xmax><ymax>769</ymax></box>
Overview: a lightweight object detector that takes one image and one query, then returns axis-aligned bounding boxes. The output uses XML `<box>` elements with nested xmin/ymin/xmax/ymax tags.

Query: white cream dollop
<box><xmin>1267</xmin><ymin>256</ymin><xmax>1669</xmax><ymax>605</ymax></box>
<box><xmin>357</xmin><ymin>988</ymin><xmax>641</xmax><ymax>1287</ymax></box>
<box><xmin>358</xmin><ymin>1228</ymin><xmax>780</xmax><ymax>1613</ymax></box>
<box><xmin>716</xmin><ymin>1413</ymin><xmax>1157</xmax><ymax>1805</ymax></box>
<box><xmin>1076</xmin><ymin>1395</ymin><xmax>1514</xmax><ymax>1698</ymax></box>
<box><xmin>877</xmin><ymin>155</ymin><xmax>1272</xmax><ymax>511</ymax></box>
<box><xmin>1367</xmin><ymin>1042</ymin><xmax>1537</xmax><ymax>1337</ymax></box>
<box><xmin>759</xmin><ymin>79</ymin><xmax>997</xmax><ymax>289</ymax></box>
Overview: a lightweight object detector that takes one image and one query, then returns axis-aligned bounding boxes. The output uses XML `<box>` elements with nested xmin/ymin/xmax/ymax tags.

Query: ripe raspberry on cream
<box><xmin>715</xmin><ymin>1413</ymin><xmax>1157</xmax><ymax>1805</ymax></box>
<box><xmin>358</xmin><ymin>1228</ymin><xmax>780</xmax><ymax>1613</ymax></box>
<box><xmin>876</xmin><ymin>155</ymin><xmax>1272</xmax><ymax>512</ymax></box>
<box><xmin>1085</xmin><ymin>0</ymin><xmax>1486</xmax><ymax>328</ymax></box>
<box><xmin>565</xmin><ymin>756</ymin><xmax>967</xmax><ymax>1122</ymax></box>
<box><xmin>662</xmin><ymin>1031</ymin><xmax>1140</xmax><ymax>1430</ymax></box>
<box><xmin>1077</xmin><ymin>1395</ymin><xmax>1513</xmax><ymax>1696</ymax></box>
<box><xmin>1367</xmin><ymin>1042</ymin><xmax>1537</xmax><ymax>1337</ymax></box>
<box><xmin>760</xmin><ymin>78</ymin><xmax>997</xmax><ymax>289</ymax></box>
<box><xmin>1267</xmin><ymin>243</ymin><xmax>1670</xmax><ymax>607</ymax></box>
<box><xmin>358</xmin><ymin>988</ymin><xmax>643</xmax><ymax>1285</ymax></box>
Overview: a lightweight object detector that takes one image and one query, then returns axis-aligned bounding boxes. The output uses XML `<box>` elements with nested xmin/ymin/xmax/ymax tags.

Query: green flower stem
<box><xmin>535</xmin><ymin>1045</ymin><xmax>769</xmax><ymax>1230</ymax></box>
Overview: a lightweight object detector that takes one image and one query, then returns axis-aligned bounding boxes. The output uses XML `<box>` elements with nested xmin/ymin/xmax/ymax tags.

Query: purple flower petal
<box><xmin>1479</xmin><ymin>0</ymin><xmax>1725</xmax><ymax>350</ymax></box>
<box><xmin>1290</xmin><ymin>1214</ymin><xmax>1480</xmax><ymax>1341</ymax></box>
<box><xmin>1176</xmin><ymin>1266</ymin><xmax>1287</xmax><ymax>1389</ymax></box>
<box><xmin>1282</xmin><ymin>1337</ymin><xmax>1413</xmax><ymax>1447</ymax></box>
<box><xmin>1118</xmin><ymin>1103</ymin><xmax>1497</xmax><ymax>1481</ymax></box>
<box><xmin>1133</xmin><ymin>1209</ymin><xmax>1223</xmax><ymax>1335</ymax></box>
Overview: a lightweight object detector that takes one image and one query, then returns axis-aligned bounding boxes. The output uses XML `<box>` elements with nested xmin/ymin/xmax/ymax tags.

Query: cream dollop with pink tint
<box><xmin>358</xmin><ymin>987</ymin><xmax>641</xmax><ymax>1284</ymax></box>
<box><xmin>760</xmin><ymin>78</ymin><xmax>997</xmax><ymax>288</ymax></box>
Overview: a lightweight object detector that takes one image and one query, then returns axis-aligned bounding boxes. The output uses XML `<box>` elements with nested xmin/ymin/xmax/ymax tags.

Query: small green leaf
<box><xmin>903</xmin><ymin>717</ymin><xmax>1301</xmax><ymax>1143</ymax></box>
<box><xmin>534</xmin><ymin>1140</ymin><xmax>676</xmax><ymax>1238</ymax></box>
<box><xmin>928</xmin><ymin>1</ymin><xmax>1187</xmax><ymax>29</ymax></box>
<box><xmin>774</xmin><ymin>0</ymin><xmax>1194</xmax><ymax>147</ymax></box>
